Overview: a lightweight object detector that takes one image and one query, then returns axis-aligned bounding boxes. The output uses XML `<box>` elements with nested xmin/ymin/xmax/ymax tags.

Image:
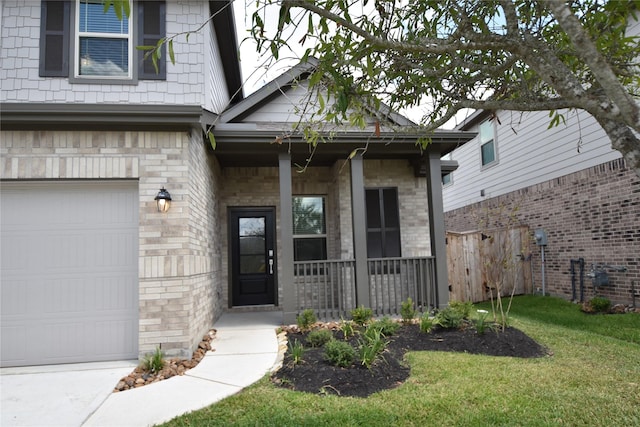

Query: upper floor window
<box><xmin>39</xmin><ymin>0</ymin><xmax>166</xmax><ymax>82</ymax></box>
<box><xmin>480</xmin><ymin>119</ymin><xmax>497</xmax><ymax>167</ymax></box>
<box><xmin>76</xmin><ymin>0</ymin><xmax>131</xmax><ymax>78</ymax></box>
<box><xmin>365</xmin><ymin>188</ymin><xmax>401</xmax><ymax>258</ymax></box>
<box><xmin>442</xmin><ymin>172</ymin><xmax>452</xmax><ymax>186</ymax></box>
<box><xmin>293</xmin><ymin>196</ymin><xmax>327</xmax><ymax>261</ymax></box>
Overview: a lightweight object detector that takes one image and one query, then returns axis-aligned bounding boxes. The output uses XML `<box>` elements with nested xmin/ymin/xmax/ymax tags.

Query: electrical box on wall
<box><xmin>534</xmin><ymin>229</ymin><xmax>548</xmax><ymax>246</ymax></box>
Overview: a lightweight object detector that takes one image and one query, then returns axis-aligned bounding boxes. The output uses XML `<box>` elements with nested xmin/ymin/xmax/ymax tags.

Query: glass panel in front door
<box><xmin>238</xmin><ymin>217</ymin><xmax>266</xmax><ymax>274</ymax></box>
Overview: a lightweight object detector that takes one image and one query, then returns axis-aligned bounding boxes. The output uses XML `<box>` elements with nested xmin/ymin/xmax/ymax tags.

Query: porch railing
<box><xmin>367</xmin><ymin>257</ymin><xmax>436</xmax><ymax>317</ymax></box>
<box><xmin>294</xmin><ymin>260</ymin><xmax>356</xmax><ymax>320</ymax></box>
<box><xmin>294</xmin><ymin>256</ymin><xmax>436</xmax><ymax>320</ymax></box>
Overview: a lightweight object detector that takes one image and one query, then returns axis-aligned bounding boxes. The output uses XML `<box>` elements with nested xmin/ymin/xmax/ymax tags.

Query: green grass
<box><xmin>161</xmin><ymin>296</ymin><xmax>640</xmax><ymax>427</ymax></box>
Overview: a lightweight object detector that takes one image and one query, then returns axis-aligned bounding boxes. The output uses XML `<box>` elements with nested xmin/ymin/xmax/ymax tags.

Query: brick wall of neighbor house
<box><xmin>0</xmin><ymin>130</ymin><xmax>222</xmax><ymax>358</ymax></box>
<box><xmin>445</xmin><ymin>158</ymin><xmax>640</xmax><ymax>305</ymax></box>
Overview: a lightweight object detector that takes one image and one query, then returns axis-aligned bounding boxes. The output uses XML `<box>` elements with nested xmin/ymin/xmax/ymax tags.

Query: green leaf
<box><xmin>208</xmin><ymin>132</ymin><xmax>216</xmax><ymax>150</ymax></box>
<box><xmin>168</xmin><ymin>40</ymin><xmax>175</xmax><ymax>65</ymax></box>
<box><xmin>135</xmin><ymin>45</ymin><xmax>156</xmax><ymax>51</ymax></box>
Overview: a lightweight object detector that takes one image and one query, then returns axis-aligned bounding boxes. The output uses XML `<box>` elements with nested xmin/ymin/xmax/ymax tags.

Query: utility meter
<box><xmin>534</xmin><ymin>229</ymin><xmax>548</xmax><ymax>246</ymax></box>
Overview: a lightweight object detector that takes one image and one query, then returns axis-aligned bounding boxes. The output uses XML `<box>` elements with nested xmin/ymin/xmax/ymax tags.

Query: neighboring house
<box><xmin>1</xmin><ymin>1</ymin><xmax>474</xmax><ymax>368</ymax></box>
<box><xmin>443</xmin><ymin>106</ymin><xmax>640</xmax><ymax>305</ymax></box>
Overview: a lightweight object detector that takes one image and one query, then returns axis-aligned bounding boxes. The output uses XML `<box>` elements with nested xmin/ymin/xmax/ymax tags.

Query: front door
<box><xmin>230</xmin><ymin>208</ymin><xmax>276</xmax><ymax>306</ymax></box>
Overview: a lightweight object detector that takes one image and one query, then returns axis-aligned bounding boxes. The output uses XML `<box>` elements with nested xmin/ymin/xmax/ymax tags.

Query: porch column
<box><xmin>279</xmin><ymin>152</ymin><xmax>296</xmax><ymax>324</ymax></box>
<box><xmin>426</xmin><ymin>151</ymin><xmax>450</xmax><ymax>308</ymax></box>
<box><xmin>350</xmin><ymin>153</ymin><xmax>370</xmax><ymax>308</ymax></box>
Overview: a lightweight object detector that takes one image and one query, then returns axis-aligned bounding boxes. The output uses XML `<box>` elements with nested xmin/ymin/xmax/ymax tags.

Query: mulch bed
<box><xmin>272</xmin><ymin>323</ymin><xmax>549</xmax><ymax>398</ymax></box>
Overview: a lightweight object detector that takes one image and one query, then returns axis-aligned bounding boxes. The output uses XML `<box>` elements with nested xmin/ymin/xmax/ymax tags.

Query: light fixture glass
<box><xmin>154</xmin><ymin>187</ymin><xmax>172</xmax><ymax>213</ymax></box>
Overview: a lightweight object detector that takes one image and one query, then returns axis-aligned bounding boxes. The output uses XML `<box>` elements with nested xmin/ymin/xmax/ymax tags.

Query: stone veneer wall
<box><xmin>445</xmin><ymin>158</ymin><xmax>640</xmax><ymax>305</ymax></box>
<box><xmin>0</xmin><ymin>130</ymin><xmax>221</xmax><ymax>358</ymax></box>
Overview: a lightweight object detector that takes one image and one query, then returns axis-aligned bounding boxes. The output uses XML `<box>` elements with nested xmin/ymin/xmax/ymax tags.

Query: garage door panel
<box><xmin>1</xmin><ymin>181</ymin><xmax>139</xmax><ymax>367</ymax></box>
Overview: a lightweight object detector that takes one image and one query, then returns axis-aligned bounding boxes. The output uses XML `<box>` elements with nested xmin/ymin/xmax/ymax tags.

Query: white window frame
<box><xmin>74</xmin><ymin>0</ymin><xmax>133</xmax><ymax>80</ymax></box>
<box><xmin>479</xmin><ymin>119</ymin><xmax>498</xmax><ymax>168</ymax></box>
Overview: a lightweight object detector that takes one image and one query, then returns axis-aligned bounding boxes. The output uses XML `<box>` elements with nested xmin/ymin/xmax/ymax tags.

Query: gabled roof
<box><xmin>218</xmin><ymin>58</ymin><xmax>414</xmax><ymax>127</ymax></box>
<box><xmin>212</xmin><ymin>60</ymin><xmax>476</xmax><ymax>170</ymax></box>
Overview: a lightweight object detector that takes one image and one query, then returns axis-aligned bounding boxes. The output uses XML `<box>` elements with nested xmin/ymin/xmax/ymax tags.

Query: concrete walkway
<box><xmin>1</xmin><ymin>311</ymin><xmax>283</xmax><ymax>427</ymax></box>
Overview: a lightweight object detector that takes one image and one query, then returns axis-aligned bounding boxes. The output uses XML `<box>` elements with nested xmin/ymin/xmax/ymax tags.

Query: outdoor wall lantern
<box><xmin>154</xmin><ymin>187</ymin><xmax>172</xmax><ymax>213</ymax></box>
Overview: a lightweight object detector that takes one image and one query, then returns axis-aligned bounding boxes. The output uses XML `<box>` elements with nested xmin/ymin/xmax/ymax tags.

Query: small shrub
<box><xmin>339</xmin><ymin>318</ymin><xmax>356</xmax><ymax>340</ymax></box>
<box><xmin>296</xmin><ymin>309</ymin><xmax>317</xmax><ymax>331</ymax></box>
<box><xmin>434</xmin><ymin>307</ymin><xmax>464</xmax><ymax>329</ymax></box>
<box><xmin>140</xmin><ymin>346</ymin><xmax>165</xmax><ymax>373</ymax></box>
<box><xmin>368</xmin><ymin>316</ymin><xmax>400</xmax><ymax>336</ymax></box>
<box><xmin>400</xmin><ymin>297</ymin><xmax>416</xmax><ymax>324</ymax></box>
<box><xmin>475</xmin><ymin>309</ymin><xmax>491</xmax><ymax>335</ymax></box>
<box><xmin>449</xmin><ymin>300</ymin><xmax>474</xmax><ymax>319</ymax></box>
<box><xmin>324</xmin><ymin>339</ymin><xmax>356</xmax><ymax>368</ymax></box>
<box><xmin>351</xmin><ymin>305</ymin><xmax>373</xmax><ymax>326</ymax></box>
<box><xmin>359</xmin><ymin>327</ymin><xmax>387</xmax><ymax>369</ymax></box>
<box><xmin>419</xmin><ymin>313</ymin><xmax>433</xmax><ymax>333</ymax></box>
<box><xmin>288</xmin><ymin>339</ymin><xmax>305</xmax><ymax>364</ymax></box>
<box><xmin>306</xmin><ymin>329</ymin><xmax>333</xmax><ymax>348</ymax></box>
<box><xmin>589</xmin><ymin>296</ymin><xmax>612</xmax><ymax>313</ymax></box>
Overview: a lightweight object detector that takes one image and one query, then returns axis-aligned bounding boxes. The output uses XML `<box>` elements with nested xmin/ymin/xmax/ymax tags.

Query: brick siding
<box><xmin>1</xmin><ymin>129</ymin><xmax>221</xmax><ymax>358</ymax></box>
<box><xmin>445</xmin><ymin>158</ymin><xmax>640</xmax><ymax>305</ymax></box>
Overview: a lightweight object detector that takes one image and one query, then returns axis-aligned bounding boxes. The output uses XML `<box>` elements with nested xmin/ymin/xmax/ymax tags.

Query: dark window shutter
<box><xmin>365</xmin><ymin>188</ymin><xmax>401</xmax><ymax>258</ymax></box>
<box><xmin>39</xmin><ymin>0</ymin><xmax>70</xmax><ymax>77</ymax></box>
<box><xmin>138</xmin><ymin>1</ymin><xmax>166</xmax><ymax>80</ymax></box>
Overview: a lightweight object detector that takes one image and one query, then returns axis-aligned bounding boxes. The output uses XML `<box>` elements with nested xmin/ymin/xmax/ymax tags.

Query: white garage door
<box><xmin>1</xmin><ymin>181</ymin><xmax>139</xmax><ymax>367</ymax></box>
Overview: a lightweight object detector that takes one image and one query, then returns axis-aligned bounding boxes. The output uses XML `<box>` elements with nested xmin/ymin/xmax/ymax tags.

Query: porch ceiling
<box><xmin>212</xmin><ymin>126</ymin><xmax>475</xmax><ymax>168</ymax></box>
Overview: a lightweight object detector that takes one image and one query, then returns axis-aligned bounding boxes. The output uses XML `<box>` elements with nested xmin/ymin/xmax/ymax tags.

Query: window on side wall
<box><xmin>39</xmin><ymin>0</ymin><xmax>166</xmax><ymax>81</ymax></box>
<box><xmin>365</xmin><ymin>188</ymin><xmax>401</xmax><ymax>258</ymax></box>
<box><xmin>442</xmin><ymin>172</ymin><xmax>452</xmax><ymax>186</ymax></box>
<box><xmin>480</xmin><ymin>119</ymin><xmax>497</xmax><ymax>167</ymax></box>
<box><xmin>293</xmin><ymin>196</ymin><xmax>327</xmax><ymax>261</ymax></box>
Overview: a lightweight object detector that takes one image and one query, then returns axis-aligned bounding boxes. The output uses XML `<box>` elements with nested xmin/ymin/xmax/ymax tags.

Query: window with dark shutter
<box><xmin>365</xmin><ymin>188</ymin><xmax>401</xmax><ymax>258</ymax></box>
<box><xmin>39</xmin><ymin>0</ymin><xmax>70</xmax><ymax>77</ymax></box>
<box><xmin>39</xmin><ymin>0</ymin><xmax>166</xmax><ymax>81</ymax></box>
<box><xmin>138</xmin><ymin>1</ymin><xmax>166</xmax><ymax>80</ymax></box>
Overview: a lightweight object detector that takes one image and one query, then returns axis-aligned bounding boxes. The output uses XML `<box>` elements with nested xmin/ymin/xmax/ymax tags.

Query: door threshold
<box><xmin>227</xmin><ymin>305</ymin><xmax>280</xmax><ymax>313</ymax></box>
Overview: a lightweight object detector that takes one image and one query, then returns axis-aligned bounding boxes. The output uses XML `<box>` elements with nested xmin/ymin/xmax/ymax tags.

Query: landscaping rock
<box><xmin>113</xmin><ymin>329</ymin><xmax>216</xmax><ymax>392</ymax></box>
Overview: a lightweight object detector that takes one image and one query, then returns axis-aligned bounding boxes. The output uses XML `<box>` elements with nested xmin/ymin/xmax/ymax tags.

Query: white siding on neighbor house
<box><xmin>0</xmin><ymin>1</ymin><xmax>225</xmax><ymax>107</ymax></box>
<box><xmin>443</xmin><ymin>109</ymin><xmax>622</xmax><ymax>212</ymax></box>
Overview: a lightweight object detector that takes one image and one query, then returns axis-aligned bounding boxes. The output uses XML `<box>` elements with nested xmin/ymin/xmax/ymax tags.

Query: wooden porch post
<box><xmin>279</xmin><ymin>152</ymin><xmax>296</xmax><ymax>324</ymax></box>
<box><xmin>350</xmin><ymin>153</ymin><xmax>370</xmax><ymax>308</ymax></box>
<box><xmin>426</xmin><ymin>151</ymin><xmax>450</xmax><ymax>309</ymax></box>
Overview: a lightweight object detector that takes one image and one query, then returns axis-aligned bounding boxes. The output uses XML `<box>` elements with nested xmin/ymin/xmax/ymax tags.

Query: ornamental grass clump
<box><xmin>140</xmin><ymin>346</ymin><xmax>165</xmax><ymax>374</ymax></box>
<box><xmin>420</xmin><ymin>313</ymin><xmax>434</xmax><ymax>333</ymax></box>
<box><xmin>358</xmin><ymin>325</ymin><xmax>388</xmax><ymax>369</ymax></box>
<box><xmin>339</xmin><ymin>317</ymin><xmax>356</xmax><ymax>340</ymax></box>
<box><xmin>368</xmin><ymin>316</ymin><xmax>400</xmax><ymax>336</ymax></box>
<box><xmin>434</xmin><ymin>306</ymin><xmax>465</xmax><ymax>329</ymax></box>
<box><xmin>288</xmin><ymin>339</ymin><xmax>305</xmax><ymax>364</ymax></box>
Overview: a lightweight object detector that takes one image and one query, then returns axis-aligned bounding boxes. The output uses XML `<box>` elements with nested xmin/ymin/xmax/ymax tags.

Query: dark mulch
<box><xmin>272</xmin><ymin>324</ymin><xmax>549</xmax><ymax>398</ymax></box>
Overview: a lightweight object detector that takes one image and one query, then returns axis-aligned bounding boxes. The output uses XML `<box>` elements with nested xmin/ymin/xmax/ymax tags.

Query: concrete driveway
<box><xmin>1</xmin><ymin>361</ymin><xmax>137</xmax><ymax>427</ymax></box>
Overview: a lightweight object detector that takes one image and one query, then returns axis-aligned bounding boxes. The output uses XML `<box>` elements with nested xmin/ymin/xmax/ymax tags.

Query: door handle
<box><xmin>269</xmin><ymin>259</ymin><xmax>274</xmax><ymax>274</ymax></box>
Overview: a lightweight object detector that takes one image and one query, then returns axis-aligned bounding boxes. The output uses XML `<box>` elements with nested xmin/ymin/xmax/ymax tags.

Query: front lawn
<box><xmin>162</xmin><ymin>296</ymin><xmax>640</xmax><ymax>427</ymax></box>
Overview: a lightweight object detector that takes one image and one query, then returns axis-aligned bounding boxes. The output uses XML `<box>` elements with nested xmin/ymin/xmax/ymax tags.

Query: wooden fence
<box><xmin>446</xmin><ymin>227</ymin><xmax>533</xmax><ymax>303</ymax></box>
